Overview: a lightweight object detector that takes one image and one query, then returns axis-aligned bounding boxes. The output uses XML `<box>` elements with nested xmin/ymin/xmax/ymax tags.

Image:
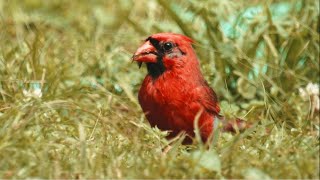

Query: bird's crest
<box><xmin>148</xmin><ymin>32</ymin><xmax>194</xmax><ymax>44</ymax></box>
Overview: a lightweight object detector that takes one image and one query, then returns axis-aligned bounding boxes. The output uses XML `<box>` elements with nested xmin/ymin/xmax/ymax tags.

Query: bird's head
<box><xmin>132</xmin><ymin>33</ymin><xmax>198</xmax><ymax>79</ymax></box>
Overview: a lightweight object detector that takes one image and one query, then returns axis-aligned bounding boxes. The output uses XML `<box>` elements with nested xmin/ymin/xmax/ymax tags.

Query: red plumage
<box><xmin>133</xmin><ymin>33</ymin><xmax>246</xmax><ymax>143</ymax></box>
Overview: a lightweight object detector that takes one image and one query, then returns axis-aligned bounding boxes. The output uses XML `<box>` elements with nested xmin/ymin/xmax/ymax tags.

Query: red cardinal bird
<box><xmin>133</xmin><ymin>33</ymin><xmax>247</xmax><ymax>143</ymax></box>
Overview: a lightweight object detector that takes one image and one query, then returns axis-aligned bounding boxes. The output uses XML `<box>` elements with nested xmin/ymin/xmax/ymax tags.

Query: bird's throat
<box><xmin>146</xmin><ymin>57</ymin><xmax>166</xmax><ymax>79</ymax></box>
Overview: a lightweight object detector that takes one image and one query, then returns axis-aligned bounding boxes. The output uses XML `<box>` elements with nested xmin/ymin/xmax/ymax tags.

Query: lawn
<box><xmin>0</xmin><ymin>0</ymin><xmax>319</xmax><ymax>179</ymax></box>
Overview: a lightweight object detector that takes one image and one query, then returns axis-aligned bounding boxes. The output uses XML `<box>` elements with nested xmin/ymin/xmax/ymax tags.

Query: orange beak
<box><xmin>132</xmin><ymin>41</ymin><xmax>158</xmax><ymax>68</ymax></box>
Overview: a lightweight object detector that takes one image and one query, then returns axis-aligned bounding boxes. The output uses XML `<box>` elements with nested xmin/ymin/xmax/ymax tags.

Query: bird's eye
<box><xmin>163</xmin><ymin>42</ymin><xmax>173</xmax><ymax>51</ymax></box>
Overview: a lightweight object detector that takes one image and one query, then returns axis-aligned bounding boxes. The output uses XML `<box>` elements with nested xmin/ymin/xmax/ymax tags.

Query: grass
<box><xmin>0</xmin><ymin>0</ymin><xmax>319</xmax><ymax>179</ymax></box>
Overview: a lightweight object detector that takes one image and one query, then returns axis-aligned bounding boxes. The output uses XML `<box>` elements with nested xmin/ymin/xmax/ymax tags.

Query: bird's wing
<box><xmin>194</xmin><ymin>80</ymin><xmax>220</xmax><ymax>115</ymax></box>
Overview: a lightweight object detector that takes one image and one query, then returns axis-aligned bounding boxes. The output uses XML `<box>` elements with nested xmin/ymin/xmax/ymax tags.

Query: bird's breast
<box><xmin>138</xmin><ymin>74</ymin><xmax>201</xmax><ymax>130</ymax></box>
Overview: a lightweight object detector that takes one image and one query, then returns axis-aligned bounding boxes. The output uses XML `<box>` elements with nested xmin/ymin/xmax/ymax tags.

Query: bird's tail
<box><xmin>219</xmin><ymin>116</ymin><xmax>251</xmax><ymax>133</ymax></box>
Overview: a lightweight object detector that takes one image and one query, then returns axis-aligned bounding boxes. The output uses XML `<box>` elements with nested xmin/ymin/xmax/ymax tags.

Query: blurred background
<box><xmin>0</xmin><ymin>0</ymin><xmax>319</xmax><ymax>179</ymax></box>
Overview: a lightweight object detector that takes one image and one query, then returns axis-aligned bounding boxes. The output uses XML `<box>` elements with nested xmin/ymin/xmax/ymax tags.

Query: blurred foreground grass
<box><xmin>0</xmin><ymin>0</ymin><xmax>319</xmax><ymax>179</ymax></box>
